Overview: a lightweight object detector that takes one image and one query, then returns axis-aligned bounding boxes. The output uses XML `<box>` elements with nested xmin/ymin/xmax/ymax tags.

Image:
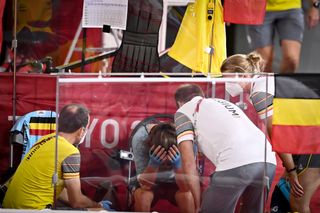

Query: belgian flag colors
<box><xmin>272</xmin><ymin>74</ymin><xmax>320</xmax><ymax>154</ymax></box>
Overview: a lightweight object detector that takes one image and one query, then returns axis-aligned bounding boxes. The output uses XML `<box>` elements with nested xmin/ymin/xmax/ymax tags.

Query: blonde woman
<box><xmin>221</xmin><ymin>52</ymin><xmax>320</xmax><ymax>213</ymax></box>
<box><xmin>221</xmin><ymin>52</ymin><xmax>273</xmax><ymax>132</ymax></box>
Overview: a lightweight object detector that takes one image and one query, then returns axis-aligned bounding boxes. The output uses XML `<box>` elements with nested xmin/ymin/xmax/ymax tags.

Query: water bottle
<box><xmin>277</xmin><ymin>178</ymin><xmax>290</xmax><ymax>202</ymax></box>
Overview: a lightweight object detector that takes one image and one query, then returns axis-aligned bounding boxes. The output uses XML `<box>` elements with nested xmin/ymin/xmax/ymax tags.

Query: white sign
<box><xmin>82</xmin><ymin>0</ymin><xmax>128</xmax><ymax>29</ymax></box>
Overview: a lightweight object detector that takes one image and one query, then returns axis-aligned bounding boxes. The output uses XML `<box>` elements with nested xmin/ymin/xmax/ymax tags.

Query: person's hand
<box><xmin>167</xmin><ymin>145</ymin><xmax>182</xmax><ymax>169</ymax></box>
<box><xmin>100</xmin><ymin>200</ymin><xmax>115</xmax><ymax>211</ymax></box>
<box><xmin>148</xmin><ymin>145</ymin><xmax>166</xmax><ymax>168</ymax></box>
<box><xmin>287</xmin><ymin>170</ymin><xmax>304</xmax><ymax>198</ymax></box>
<box><xmin>307</xmin><ymin>7</ymin><xmax>319</xmax><ymax>29</ymax></box>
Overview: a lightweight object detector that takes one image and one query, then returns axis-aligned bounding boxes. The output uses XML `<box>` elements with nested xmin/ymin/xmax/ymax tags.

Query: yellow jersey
<box><xmin>267</xmin><ymin>0</ymin><xmax>301</xmax><ymax>11</ymax></box>
<box><xmin>3</xmin><ymin>133</ymin><xmax>79</xmax><ymax>209</ymax></box>
<box><xmin>168</xmin><ymin>0</ymin><xmax>226</xmax><ymax>74</ymax></box>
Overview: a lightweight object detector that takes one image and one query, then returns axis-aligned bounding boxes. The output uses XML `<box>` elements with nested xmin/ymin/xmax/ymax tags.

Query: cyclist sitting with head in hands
<box><xmin>131</xmin><ymin>122</ymin><xmax>194</xmax><ymax>213</ymax></box>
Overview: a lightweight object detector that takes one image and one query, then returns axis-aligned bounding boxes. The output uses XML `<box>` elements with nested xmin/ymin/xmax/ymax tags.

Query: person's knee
<box><xmin>134</xmin><ymin>188</ymin><xmax>154</xmax><ymax>202</ymax></box>
<box><xmin>133</xmin><ymin>188</ymin><xmax>154</xmax><ymax>211</ymax></box>
<box><xmin>255</xmin><ymin>47</ymin><xmax>273</xmax><ymax>72</ymax></box>
<box><xmin>291</xmin><ymin>203</ymin><xmax>310</xmax><ymax>213</ymax></box>
<box><xmin>175</xmin><ymin>190</ymin><xmax>195</xmax><ymax>213</ymax></box>
<box><xmin>264</xmin><ymin>61</ymin><xmax>273</xmax><ymax>73</ymax></box>
<box><xmin>290</xmin><ymin>198</ymin><xmax>310</xmax><ymax>213</ymax></box>
<box><xmin>175</xmin><ymin>189</ymin><xmax>192</xmax><ymax>202</ymax></box>
<box><xmin>281</xmin><ymin>55</ymin><xmax>299</xmax><ymax>72</ymax></box>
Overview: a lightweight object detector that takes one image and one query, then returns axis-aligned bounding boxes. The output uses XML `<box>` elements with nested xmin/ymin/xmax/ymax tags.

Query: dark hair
<box><xmin>175</xmin><ymin>84</ymin><xmax>204</xmax><ymax>105</ymax></box>
<box><xmin>58</xmin><ymin>104</ymin><xmax>89</xmax><ymax>133</ymax></box>
<box><xmin>147</xmin><ymin>123</ymin><xmax>177</xmax><ymax>150</ymax></box>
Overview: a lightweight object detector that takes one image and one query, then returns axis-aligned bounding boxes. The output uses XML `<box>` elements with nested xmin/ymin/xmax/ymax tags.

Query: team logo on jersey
<box><xmin>215</xmin><ymin>99</ymin><xmax>240</xmax><ymax>118</ymax></box>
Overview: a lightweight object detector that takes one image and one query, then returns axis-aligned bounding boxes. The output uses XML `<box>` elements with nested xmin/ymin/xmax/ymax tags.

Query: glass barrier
<box><xmin>0</xmin><ymin>0</ymin><xmax>320</xmax><ymax>212</ymax></box>
<box><xmin>2</xmin><ymin>0</ymin><xmax>320</xmax><ymax>211</ymax></box>
<box><xmin>54</xmin><ymin>73</ymin><xmax>273</xmax><ymax>212</ymax></box>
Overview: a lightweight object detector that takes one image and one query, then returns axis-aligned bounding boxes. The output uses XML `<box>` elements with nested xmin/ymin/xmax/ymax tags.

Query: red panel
<box><xmin>224</xmin><ymin>0</ymin><xmax>267</xmax><ymax>25</ymax></box>
<box><xmin>0</xmin><ymin>73</ymin><xmax>57</xmax><ymax>182</ymax></box>
<box><xmin>272</xmin><ymin>125</ymin><xmax>320</xmax><ymax>154</ymax></box>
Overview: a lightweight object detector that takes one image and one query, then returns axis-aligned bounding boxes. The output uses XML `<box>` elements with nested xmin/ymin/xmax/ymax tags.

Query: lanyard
<box><xmin>193</xmin><ymin>98</ymin><xmax>205</xmax><ymax>176</ymax></box>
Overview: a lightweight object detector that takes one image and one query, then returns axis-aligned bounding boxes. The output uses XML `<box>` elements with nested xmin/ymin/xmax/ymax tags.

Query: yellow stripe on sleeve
<box><xmin>257</xmin><ymin>105</ymin><xmax>273</xmax><ymax>115</ymax></box>
<box><xmin>63</xmin><ymin>172</ymin><xmax>80</xmax><ymax>179</ymax></box>
<box><xmin>177</xmin><ymin>130</ymin><xmax>194</xmax><ymax>139</ymax></box>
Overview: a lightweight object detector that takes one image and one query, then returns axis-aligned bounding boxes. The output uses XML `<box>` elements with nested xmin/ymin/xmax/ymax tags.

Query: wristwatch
<box><xmin>313</xmin><ymin>0</ymin><xmax>320</xmax><ymax>8</ymax></box>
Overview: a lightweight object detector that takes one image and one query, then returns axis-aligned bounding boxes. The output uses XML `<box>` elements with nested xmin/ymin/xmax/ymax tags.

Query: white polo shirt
<box><xmin>175</xmin><ymin>96</ymin><xmax>276</xmax><ymax>172</ymax></box>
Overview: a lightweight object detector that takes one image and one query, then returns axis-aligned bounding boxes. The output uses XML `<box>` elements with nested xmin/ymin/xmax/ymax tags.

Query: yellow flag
<box><xmin>168</xmin><ymin>0</ymin><xmax>226</xmax><ymax>74</ymax></box>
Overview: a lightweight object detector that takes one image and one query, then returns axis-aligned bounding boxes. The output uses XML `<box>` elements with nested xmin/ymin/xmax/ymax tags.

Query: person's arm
<box><xmin>251</xmin><ymin>80</ymin><xmax>304</xmax><ymax>197</ymax></box>
<box><xmin>63</xmin><ymin>178</ymin><xmax>101</xmax><ymax>209</ymax></box>
<box><xmin>167</xmin><ymin>145</ymin><xmax>189</xmax><ymax>191</ymax></box>
<box><xmin>58</xmin><ymin>153</ymin><xmax>102</xmax><ymax>209</ymax></box>
<box><xmin>262</xmin><ymin>107</ymin><xmax>303</xmax><ymax>197</ymax></box>
<box><xmin>307</xmin><ymin>0</ymin><xmax>320</xmax><ymax>29</ymax></box>
<box><xmin>265</xmin><ymin>108</ymin><xmax>304</xmax><ymax>197</ymax></box>
<box><xmin>170</xmin><ymin>144</ymin><xmax>196</xmax><ymax>213</ymax></box>
<box><xmin>137</xmin><ymin>145</ymin><xmax>166</xmax><ymax>190</ymax></box>
<box><xmin>266</xmin><ymin>115</ymin><xmax>273</xmax><ymax>138</ymax></box>
<box><xmin>174</xmin><ymin>111</ymin><xmax>200</xmax><ymax>212</ymax></box>
<box><xmin>250</xmin><ymin>90</ymin><xmax>274</xmax><ymax>138</ymax></box>
<box><xmin>266</xmin><ymin>107</ymin><xmax>303</xmax><ymax>197</ymax></box>
<box><xmin>178</xmin><ymin>140</ymin><xmax>201</xmax><ymax>212</ymax></box>
<box><xmin>277</xmin><ymin>153</ymin><xmax>304</xmax><ymax>198</ymax></box>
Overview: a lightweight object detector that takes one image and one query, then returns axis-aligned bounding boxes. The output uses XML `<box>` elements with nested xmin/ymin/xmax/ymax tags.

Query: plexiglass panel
<box><xmin>54</xmin><ymin>73</ymin><xmax>273</xmax><ymax>212</ymax></box>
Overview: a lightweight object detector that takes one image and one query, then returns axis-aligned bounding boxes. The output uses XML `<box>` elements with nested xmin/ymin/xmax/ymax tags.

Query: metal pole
<box><xmin>81</xmin><ymin>28</ymin><xmax>87</xmax><ymax>73</ymax></box>
<box><xmin>207</xmin><ymin>0</ymin><xmax>215</xmax><ymax>73</ymax></box>
<box><xmin>262</xmin><ymin>74</ymin><xmax>271</xmax><ymax>213</ymax></box>
<box><xmin>64</xmin><ymin>22</ymin><xmax>82</xmax><ymax>66</ymax></box>
<box><xmin>10</xmin><ymin>0</ymin><xmax>18</xmax><ymax>169</ymax></box>
<box><xmin>52</xmin><ymin>76</ymin><xmax>60</xmax><ymax>209</ymax></box>
<box><xmin>12</xmin><ymin>0</ymin><xmax>18</xmax><ymax>122</ymax></box>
